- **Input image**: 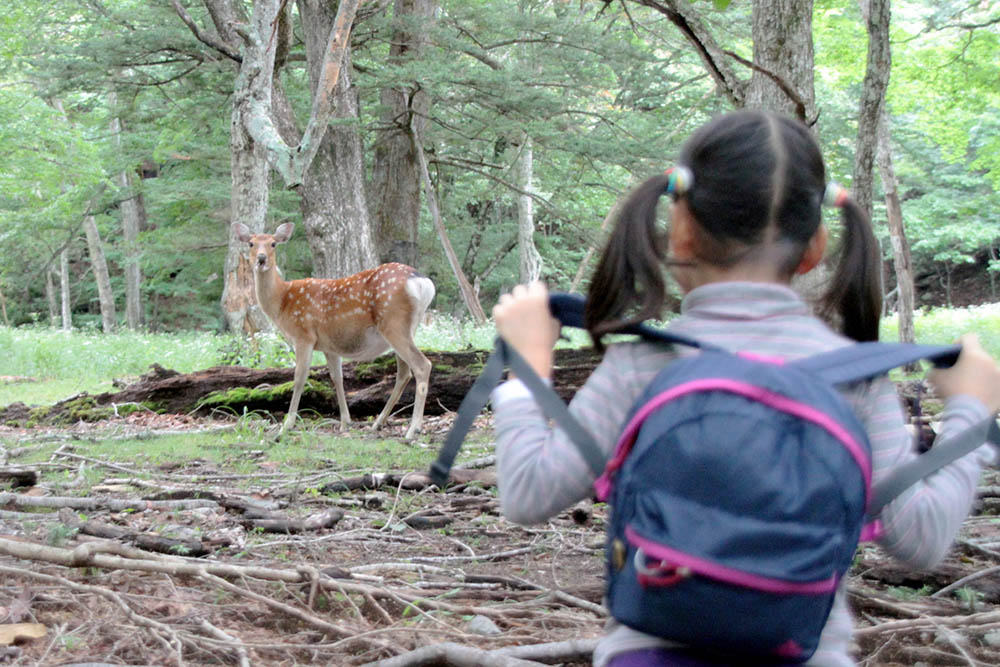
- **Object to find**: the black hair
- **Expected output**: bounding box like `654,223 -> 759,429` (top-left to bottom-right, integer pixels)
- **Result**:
585,110 -> 882,348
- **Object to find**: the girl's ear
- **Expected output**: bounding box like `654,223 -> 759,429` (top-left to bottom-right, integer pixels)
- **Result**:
668,200 -> 698,261
795,224 -> 828,275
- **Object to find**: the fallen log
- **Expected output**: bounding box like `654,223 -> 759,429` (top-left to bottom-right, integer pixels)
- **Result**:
79,520 -> 209,557
0,348 -> 602,425
0,466 -> 37,488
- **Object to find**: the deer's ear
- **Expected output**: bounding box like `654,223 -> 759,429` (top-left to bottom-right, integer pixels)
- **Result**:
274,223 -> 295,244
233,223 -> 252,242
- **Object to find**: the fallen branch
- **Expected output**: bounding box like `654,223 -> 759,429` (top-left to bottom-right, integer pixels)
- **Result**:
78,520 -> 209,557
361,641 -> 544,667
197,620 -> 250,667
495,637 -> 600,663
0,492 -> 219,512
0,565 -> 185,666
240,507 -> 344,533
854,609 -> 1000,638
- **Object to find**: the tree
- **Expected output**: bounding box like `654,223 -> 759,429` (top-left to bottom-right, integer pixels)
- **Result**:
82,215 -> 117,333
370,0 -> 437,267
173,0 -> 372,334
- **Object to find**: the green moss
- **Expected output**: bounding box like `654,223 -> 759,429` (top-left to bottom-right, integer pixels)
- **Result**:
196,379 -> 333,411
61,395 -> 116,423
352,356 -> 397,380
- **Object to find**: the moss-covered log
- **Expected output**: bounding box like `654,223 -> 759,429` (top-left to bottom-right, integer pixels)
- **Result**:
1,348 -> 603,426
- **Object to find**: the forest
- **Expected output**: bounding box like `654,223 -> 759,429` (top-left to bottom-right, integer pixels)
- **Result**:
1,1 -> 1000,666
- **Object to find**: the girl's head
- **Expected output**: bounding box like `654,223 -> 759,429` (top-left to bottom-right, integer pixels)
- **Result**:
585,110 -> 881,347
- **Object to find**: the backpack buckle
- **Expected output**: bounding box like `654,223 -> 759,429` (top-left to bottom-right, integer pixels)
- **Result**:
634,547 -> 692,587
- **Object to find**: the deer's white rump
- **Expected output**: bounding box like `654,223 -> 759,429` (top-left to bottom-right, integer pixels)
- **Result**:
233,222 -> 435,440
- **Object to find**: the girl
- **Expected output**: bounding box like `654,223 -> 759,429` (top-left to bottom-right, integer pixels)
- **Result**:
490,110 -> 1000,667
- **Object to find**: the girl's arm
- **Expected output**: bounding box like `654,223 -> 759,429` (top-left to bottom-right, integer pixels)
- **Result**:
492,344 -> 655,525
871,335 -> 1000,569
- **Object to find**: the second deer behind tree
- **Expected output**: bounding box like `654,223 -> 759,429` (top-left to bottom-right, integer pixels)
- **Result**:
233,222 -> 436,440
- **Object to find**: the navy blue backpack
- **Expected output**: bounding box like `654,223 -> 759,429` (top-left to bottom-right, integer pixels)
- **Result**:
431,293 -> 1000,663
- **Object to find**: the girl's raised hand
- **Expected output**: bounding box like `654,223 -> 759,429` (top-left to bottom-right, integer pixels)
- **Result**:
492,281 -> 562,378
928,334 -> 1000,414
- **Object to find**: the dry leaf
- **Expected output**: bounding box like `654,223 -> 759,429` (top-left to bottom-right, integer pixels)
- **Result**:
0,623 -> 47,645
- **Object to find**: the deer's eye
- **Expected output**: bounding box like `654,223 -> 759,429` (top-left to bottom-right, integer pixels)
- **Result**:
271,242 -> 276,248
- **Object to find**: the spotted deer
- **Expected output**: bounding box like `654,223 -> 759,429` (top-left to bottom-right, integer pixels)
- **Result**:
233,222 -> 436,440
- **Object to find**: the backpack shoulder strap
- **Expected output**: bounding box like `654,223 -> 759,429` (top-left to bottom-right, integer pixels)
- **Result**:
867,416 -> 1000,519
789,341 -> 961,386
430,292 -> 702,487
429,337 -> 606,488
789,341 -> 1000,519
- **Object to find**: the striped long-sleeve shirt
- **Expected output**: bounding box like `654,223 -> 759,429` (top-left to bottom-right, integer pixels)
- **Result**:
491,282 -> 995,667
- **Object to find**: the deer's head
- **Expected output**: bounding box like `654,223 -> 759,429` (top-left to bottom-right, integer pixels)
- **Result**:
233,223 -> 294,273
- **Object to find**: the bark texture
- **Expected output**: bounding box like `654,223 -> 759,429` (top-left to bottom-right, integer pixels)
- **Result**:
745,0 -> 816,121
852,0 -> 891,216
83,216 -> 117,333
292,0 -> 377,277
516,135 -> 542,284
371,0 -> 436,268
877,113 -> 915,345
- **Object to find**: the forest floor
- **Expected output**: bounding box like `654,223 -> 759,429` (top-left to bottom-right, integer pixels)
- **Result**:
1,410 -> 1000,667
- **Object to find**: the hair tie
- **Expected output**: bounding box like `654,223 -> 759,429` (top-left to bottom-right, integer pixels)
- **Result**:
824,182 -> 849,208
665,165 -> 694,197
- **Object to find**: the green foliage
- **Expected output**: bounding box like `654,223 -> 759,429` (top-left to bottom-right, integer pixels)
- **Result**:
0,0 -> 996,332
881,303 -> 1000,357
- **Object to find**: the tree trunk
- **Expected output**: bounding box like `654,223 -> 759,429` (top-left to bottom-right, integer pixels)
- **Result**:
46,270 -> 59,326
110,90 -> 145,330
746,0 -> 816,122
82,216 -> 117,333
877,112 -> 915,346
120,182 -> 146,330
371,0 -> 436,268
411,122 -> 487,324
60,248 -> 72,331
515,135 -> 542,283
218,0 -> 278,335
287,0 -> 377,277
852,0 -> 891,217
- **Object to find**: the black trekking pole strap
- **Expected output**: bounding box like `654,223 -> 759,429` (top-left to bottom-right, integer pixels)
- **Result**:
867,415 -> 1000,520
429,338 -> 607,488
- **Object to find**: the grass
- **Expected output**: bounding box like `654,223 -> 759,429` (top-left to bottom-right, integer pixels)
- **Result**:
880,303 -> 1000,357
2,303 -> 997,409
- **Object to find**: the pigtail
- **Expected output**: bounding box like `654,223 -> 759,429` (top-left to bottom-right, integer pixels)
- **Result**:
819,193 -> 883,342
585,174 -> 673,351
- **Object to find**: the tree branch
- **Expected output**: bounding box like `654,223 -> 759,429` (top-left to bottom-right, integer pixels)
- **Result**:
169,0 -> 242,62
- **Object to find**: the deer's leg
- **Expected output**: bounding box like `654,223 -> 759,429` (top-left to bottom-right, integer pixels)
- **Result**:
372,355 -> 412,432
326,354 -> 351,430
392,342 -> 431,441
280,340 -> 314,438
404,346 -> 431,440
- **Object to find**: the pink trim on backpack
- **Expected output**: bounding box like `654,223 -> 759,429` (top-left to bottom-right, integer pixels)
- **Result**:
773,639 -> 805,659
594,379 -> 873,503
626,526 -> 840,595
859,519 -> 884,542
737,351 -> 786,365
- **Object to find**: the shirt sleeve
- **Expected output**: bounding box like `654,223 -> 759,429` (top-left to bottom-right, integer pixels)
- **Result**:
492,343 -> 668,525
862,378 -> 994,570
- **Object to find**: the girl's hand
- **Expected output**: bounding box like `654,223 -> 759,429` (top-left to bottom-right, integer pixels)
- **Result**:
492,281 -> 561,378
928,334 -> 1000,414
